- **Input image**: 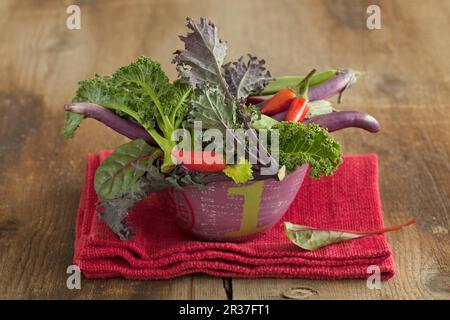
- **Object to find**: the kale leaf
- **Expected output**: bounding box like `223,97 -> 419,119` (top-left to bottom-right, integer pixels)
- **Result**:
173,17 -> 272,104
188,84 -> 237,130
173,17 -> 228,90
62,75 -> 113,138
62,56 -> 192,173
174,17 -> 275,169
224,54 -> 272,102
98,177 -> 156,241
274,122 -> 343,178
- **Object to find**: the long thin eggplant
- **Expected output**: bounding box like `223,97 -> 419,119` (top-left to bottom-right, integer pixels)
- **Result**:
64,102 -> 155,145
303,111 -> 380,133
308,69 -> 360,102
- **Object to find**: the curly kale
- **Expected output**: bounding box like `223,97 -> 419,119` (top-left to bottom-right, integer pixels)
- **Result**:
273,122 -> 343,178
62,56 -> 192,173
62,75 -> 112,138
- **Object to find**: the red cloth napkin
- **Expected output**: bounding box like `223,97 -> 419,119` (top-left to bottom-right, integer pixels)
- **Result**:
74,151 -> 395,280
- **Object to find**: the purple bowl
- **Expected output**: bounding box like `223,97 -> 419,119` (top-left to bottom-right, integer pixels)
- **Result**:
164,165 -> 308,242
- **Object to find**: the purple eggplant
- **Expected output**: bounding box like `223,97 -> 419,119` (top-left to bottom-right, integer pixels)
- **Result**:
308,69 -> 360,102
64,102 -> 155,145
303,111 -> 380,133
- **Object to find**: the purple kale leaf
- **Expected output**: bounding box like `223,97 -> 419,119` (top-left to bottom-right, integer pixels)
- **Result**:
97,177 -> 152,240
173,17 -> 228,90
224,55 -> 272,102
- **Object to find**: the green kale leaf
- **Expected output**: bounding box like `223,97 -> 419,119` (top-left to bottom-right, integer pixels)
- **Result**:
62,75 -> 113,138
62,112 -> 84,138
273,122 -> 343,178
63,56 -> 192,173
189,84 -> 237,130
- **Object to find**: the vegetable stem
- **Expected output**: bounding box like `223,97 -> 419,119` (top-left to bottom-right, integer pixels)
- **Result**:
143,85 -> 173,133
171,88 -> 191,125
290,218 -> 416,235
298,69 -> 316,99
351,218 -> 416,235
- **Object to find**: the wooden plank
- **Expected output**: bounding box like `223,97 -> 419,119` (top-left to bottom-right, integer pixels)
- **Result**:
0,0 -> 449,299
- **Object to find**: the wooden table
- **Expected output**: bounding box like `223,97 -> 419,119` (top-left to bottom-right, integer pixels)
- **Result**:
0,0 -> 449,299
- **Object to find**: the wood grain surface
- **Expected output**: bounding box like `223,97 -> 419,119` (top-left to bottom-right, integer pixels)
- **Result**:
0,0 -> 448,299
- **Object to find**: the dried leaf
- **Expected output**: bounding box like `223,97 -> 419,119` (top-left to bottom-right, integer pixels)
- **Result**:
284,218 -> 416,251
224,54 -> 272,101
284,222 -> 362,250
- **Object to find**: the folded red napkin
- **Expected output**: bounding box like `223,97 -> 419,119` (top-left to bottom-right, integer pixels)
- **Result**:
74,151 -> 395,280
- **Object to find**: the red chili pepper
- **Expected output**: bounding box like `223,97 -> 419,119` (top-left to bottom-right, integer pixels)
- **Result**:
171,150 -> 225,173
260,87 -> 296,115
284,69 -> 316,122
284,97 -> 310,122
